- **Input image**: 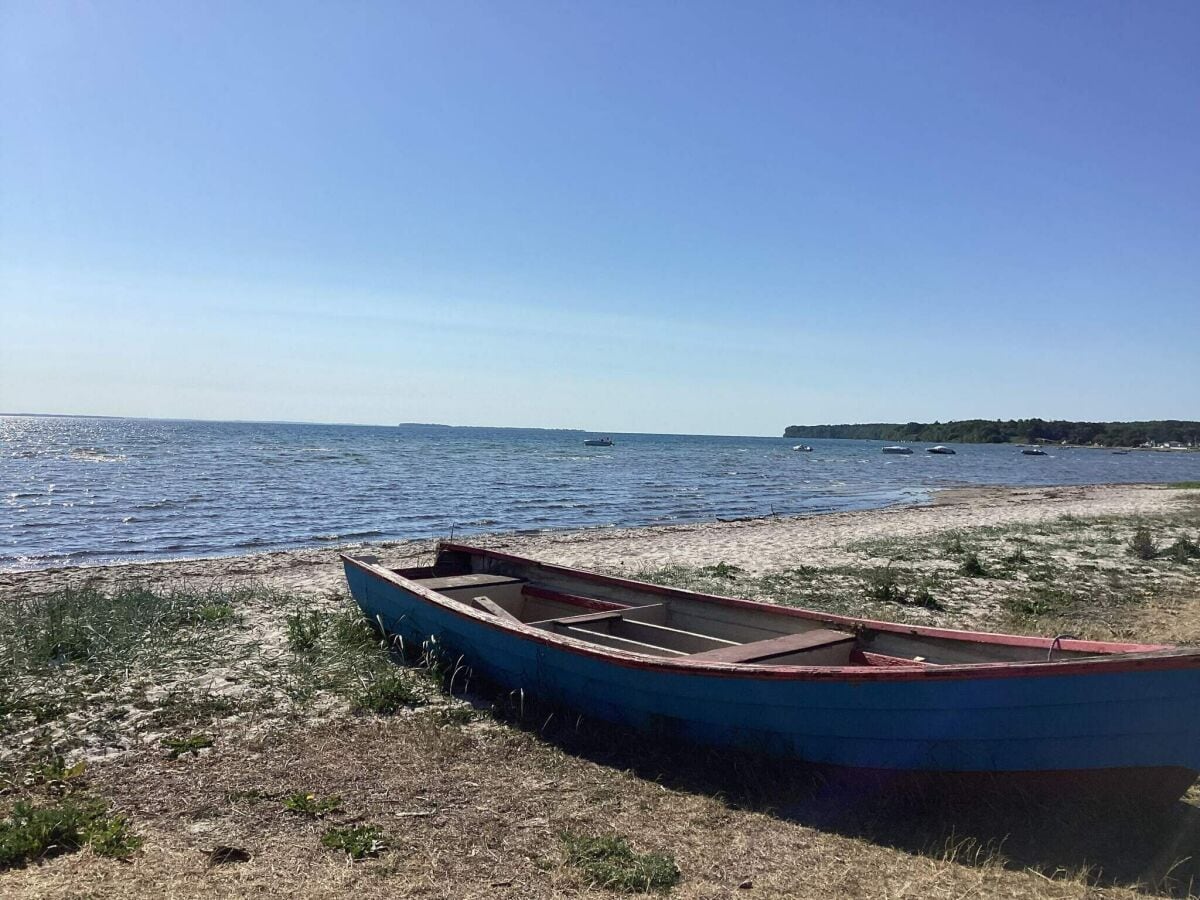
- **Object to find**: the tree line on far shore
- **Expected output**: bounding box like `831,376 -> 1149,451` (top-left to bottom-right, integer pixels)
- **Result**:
782,419 -> 1200,447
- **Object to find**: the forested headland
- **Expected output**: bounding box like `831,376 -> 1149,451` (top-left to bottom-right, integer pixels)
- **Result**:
782,419 -> 1200,447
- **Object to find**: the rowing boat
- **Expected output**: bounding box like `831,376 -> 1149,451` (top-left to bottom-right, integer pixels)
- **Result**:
342,543 -> 1200,801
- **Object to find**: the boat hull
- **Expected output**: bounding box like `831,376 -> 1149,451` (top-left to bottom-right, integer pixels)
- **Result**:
343,558 -> 1200,793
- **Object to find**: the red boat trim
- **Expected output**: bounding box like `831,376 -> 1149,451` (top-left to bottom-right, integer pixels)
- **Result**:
342,554 -> 1199,683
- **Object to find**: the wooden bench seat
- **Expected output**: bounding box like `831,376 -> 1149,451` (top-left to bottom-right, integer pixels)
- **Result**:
543,610 -> 626,627
414,574 -> 524,592
685,628 -> 855,664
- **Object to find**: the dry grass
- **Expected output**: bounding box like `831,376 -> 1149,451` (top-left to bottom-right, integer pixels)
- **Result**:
6,710 -> 1200,898
3,492 -> 1200,898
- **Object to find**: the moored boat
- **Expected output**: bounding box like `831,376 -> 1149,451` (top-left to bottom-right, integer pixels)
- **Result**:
342,543 -> 1200,801
583,437 -> 614,447
882,445 -> 913,454
926,445 -> 956,455
792,444 -> 813,452
1022,447 -> 1047,456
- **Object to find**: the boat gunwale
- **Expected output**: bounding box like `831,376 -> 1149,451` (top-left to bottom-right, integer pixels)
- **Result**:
341,547 -> 1198,683
439,543 -> 1169,656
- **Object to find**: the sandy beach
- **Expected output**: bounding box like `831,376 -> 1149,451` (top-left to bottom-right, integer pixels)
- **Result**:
3,482 -> 1200,899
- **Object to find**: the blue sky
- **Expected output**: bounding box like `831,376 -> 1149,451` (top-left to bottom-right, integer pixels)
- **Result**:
2,1 -> 1197,435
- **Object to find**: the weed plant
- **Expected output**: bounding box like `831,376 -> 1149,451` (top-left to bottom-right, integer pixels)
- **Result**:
321,824 -> 386,859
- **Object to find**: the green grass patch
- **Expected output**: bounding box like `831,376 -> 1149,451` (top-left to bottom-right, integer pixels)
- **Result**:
148,692 -> 237,729
286,610 -> 325,652
0,799 -> 141,868
561,832 -> 680,893
1170,482 -> 1200,489
0,584 -> 256,676
328,610 -> 381,651
865,567 -> 903,603
864,567 -> 943,610
321,824 -> 386,859
283,792 -> 340,817
197,601 -> 234,624
163,733 -> 213,759
353,669 -> 425,714
697,562 -> 743,579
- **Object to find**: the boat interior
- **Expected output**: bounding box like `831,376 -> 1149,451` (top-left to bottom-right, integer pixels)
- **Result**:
360,547 -> 1132,668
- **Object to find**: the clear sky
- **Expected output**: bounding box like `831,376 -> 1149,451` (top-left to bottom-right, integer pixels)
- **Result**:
2,1 -> 1197,435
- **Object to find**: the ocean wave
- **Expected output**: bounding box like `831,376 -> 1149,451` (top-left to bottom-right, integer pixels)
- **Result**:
134,498 -> 192,510
70,447 -> 127,462
311,529 -> 385,542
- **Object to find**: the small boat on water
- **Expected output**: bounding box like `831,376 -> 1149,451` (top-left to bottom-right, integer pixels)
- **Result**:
342,544 -> 1200,801
926,446 -> 956,455
1022,447 -> 1048,456
792,444 -> 813,452
882,445 -> 913,455
583,437 -> 614,447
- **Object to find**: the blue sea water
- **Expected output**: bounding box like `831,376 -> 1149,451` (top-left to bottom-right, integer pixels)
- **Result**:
2,415 -> 1198,571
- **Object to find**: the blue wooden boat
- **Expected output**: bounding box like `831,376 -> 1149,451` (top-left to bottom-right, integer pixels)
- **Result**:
342,543 -> 1200,801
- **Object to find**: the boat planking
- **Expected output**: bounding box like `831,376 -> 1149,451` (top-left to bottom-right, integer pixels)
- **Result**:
342,543 -> 1200,801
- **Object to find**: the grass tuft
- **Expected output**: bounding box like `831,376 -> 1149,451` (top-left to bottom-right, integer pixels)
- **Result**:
865,567 -> 903,603
697,562 -> 743,580
286,611 -> 325,652
328,611 -> 381,651
0,800 -> 141,868
163,733 -> 214,759
1164,536 -> 1200,563
283,792 -> 340,817
321,824 -> 386,859
561,832 -> 681,893
1128,527 -> 1158,561
196,601 -> 234,624
353,670 -> 425,714
959,552 -> 989,578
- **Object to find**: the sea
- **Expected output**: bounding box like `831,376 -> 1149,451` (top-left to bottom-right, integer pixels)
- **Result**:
2,415 -> 1198,572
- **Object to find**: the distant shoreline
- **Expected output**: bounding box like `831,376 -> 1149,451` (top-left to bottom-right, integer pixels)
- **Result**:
783,418 -> 1200,449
